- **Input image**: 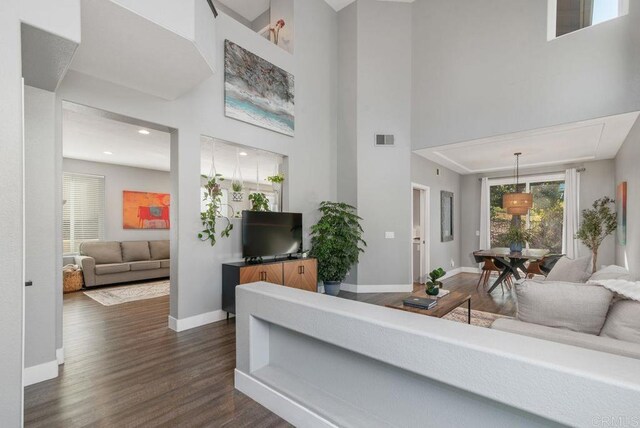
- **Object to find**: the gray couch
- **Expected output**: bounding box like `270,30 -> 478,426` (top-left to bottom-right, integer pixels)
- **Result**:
491,261 -> 640,360
76,240 -> 170,287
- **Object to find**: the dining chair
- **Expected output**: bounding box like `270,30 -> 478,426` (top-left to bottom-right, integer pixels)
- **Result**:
526,254 -> 564,279
477,256 -> 513,293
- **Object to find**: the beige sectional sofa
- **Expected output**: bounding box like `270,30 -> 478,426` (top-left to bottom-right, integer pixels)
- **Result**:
76,240 -> 170,287
491,261 -> 640,359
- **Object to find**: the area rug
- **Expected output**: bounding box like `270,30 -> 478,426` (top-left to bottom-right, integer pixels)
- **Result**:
83,280 -> 170,306
442,307 -> 510,328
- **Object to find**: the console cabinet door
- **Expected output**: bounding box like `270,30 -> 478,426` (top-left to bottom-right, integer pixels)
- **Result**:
283,259 -> 317,292
239,264 -> 283,285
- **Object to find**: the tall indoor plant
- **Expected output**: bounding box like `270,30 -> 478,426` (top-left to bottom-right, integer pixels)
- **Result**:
310,202 -> 366,296
198,174 -> 233,246
576,197 -> 617,273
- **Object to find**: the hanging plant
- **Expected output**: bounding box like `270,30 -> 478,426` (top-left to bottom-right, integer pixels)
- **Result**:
266,173 -> 285,184
248,192 -> 270,212
231,182 -> 244,202
198,174 -> 233,246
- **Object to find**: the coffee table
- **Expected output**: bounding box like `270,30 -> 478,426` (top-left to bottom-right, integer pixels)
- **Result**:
386,290 -> 472,324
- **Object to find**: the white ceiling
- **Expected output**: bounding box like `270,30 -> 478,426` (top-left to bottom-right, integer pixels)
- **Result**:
69,0 -> 213,100
63,108 -> 282,181
218,0 -> 270,22
415,112 -> 640,175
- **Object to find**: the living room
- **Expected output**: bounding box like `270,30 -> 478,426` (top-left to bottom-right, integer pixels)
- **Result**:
2,0 -> 640,426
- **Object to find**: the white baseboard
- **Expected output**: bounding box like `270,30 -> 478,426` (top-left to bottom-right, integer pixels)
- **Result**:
235,369 -> 337,428
24,360 -> 58,386
460,267 -> 482,274
168,309 -> 233,332
339,283 -> 413,293
56,347 -> 64,365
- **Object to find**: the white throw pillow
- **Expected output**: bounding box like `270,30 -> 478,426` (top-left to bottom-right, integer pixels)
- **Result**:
545,256 -> 592,283
515,281 -> 613,335
587,279 -> 640,302
600,300 -> 640,344
589,265 -> 636,282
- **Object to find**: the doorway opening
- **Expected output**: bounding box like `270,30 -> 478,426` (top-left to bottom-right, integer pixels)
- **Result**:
411,184 -> 430,283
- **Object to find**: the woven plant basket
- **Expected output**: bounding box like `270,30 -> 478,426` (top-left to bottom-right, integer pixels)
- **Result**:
63,270 -> 84,293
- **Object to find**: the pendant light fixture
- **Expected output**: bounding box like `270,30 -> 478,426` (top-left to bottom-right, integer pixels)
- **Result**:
503,152 -> 533,215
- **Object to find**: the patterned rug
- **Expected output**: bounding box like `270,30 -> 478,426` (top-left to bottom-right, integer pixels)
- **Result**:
83,280 -> 170,306
442,307 -> 510,328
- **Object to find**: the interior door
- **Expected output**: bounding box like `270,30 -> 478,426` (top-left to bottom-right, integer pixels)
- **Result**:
239,264 -> 283,285
283,259 -> 317,291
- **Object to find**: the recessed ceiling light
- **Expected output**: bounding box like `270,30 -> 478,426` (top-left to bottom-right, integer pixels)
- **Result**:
239,151 -> 248,156
103,151 -> 113,155
138,129 -> 150,135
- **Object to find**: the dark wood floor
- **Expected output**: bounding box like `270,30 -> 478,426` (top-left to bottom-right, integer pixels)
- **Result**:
338,272 -> 517,317
24,273 -> 513,427
24,292 -> 291,428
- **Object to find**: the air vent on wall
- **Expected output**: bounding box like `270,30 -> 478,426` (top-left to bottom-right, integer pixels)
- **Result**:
375,134 -> 395,147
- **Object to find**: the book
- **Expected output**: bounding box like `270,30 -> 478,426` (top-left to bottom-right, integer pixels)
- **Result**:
402,296 -> 438,310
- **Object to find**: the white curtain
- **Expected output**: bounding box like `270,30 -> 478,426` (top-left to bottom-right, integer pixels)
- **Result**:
563,168 -> 580,258
479,177 -> 491,250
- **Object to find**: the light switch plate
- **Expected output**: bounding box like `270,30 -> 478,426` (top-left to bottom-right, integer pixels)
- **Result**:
476,230 -> 480,236
385,232 -> 395,239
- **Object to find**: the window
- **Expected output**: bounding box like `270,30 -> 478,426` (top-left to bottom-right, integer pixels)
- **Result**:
550,0 -> 629,39
489,174 -> 565,253
63,173 -> 105,254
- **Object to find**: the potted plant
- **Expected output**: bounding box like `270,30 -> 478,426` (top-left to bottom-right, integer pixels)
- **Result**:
576,196 -> 617,273
426,268 -> 446,296
503,225 -> 534,253
248,192 -> 270,212
267,173 -> 284,191
231,182 -> 243,202
198,174 -> 233,246
310,202 -> 366,296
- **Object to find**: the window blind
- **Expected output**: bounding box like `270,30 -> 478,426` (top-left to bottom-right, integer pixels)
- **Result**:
63,172 -> 105,254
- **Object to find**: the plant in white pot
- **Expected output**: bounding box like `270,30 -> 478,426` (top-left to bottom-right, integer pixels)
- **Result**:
576,196 -> 617,273
310,202 -> 366,296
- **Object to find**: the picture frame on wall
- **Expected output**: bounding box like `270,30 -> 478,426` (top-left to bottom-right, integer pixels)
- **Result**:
441,191 -> 454,242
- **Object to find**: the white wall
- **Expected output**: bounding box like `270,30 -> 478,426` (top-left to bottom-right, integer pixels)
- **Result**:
56,0 -> 337,324
411,0 -> 640,149
24,86 -> 59,383
0,0 -> 25,422
411,154 -> 461,273
459,160 -> 616,268
615,116 -> 640,274
351,0 -> 413,288
63,158 -> 171,244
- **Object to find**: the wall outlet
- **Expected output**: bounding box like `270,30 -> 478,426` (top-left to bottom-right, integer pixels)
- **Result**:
475,230 -> 480,236
450,259 -> 455,268
385,232 -> 395,239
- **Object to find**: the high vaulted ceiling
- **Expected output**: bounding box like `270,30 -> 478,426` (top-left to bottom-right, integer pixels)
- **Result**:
324,0 -> 414,12
217,0 -> 270,22
415,111 -> 640,175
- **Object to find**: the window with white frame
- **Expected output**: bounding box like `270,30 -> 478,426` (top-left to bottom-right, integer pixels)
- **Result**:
63,172 -> 105,254
549,0 -> 629,39
488,173 -> 565,253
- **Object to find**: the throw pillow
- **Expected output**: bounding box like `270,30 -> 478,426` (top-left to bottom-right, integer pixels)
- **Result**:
600,300 -> 640,344
589,265 -> 636,282
545,256 -> 592,283
587,279 -> 640,302
515,281 -> 613,335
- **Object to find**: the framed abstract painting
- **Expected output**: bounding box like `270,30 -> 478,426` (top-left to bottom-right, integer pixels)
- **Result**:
224,40 -> 295,136
617,182 -> 627,246
123,191 -> 170,229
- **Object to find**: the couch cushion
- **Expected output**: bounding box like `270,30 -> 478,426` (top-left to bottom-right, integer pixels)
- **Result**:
80,241 -> 123,264
129,261 -> 161,271
589,265 -> 636,282
149,240 -> 170,260
545,256 -> 592,283
95,263 -> 130,275
600,300 -> 640,344
159,259 -> 170,268
121,241 -> 151,262
515,280 -> 612,335
491,318 -> 640,360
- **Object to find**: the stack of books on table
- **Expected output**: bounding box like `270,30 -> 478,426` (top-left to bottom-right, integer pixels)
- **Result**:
402,296 -> 438,310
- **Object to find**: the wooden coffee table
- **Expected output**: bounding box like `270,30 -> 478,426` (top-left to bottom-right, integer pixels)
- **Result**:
386,290 -> 472,324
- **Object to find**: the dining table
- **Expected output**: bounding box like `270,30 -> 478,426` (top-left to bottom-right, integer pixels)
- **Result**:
473,248 -> 550,293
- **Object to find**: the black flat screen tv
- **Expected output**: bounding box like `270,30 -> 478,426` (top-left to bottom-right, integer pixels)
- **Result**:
242,211 -> 303,258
